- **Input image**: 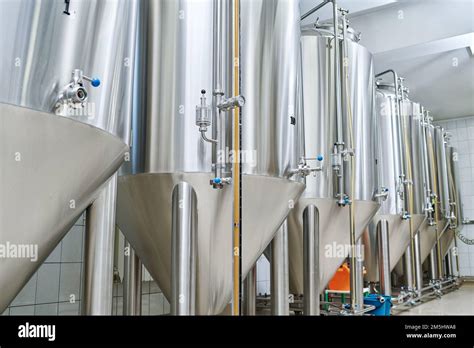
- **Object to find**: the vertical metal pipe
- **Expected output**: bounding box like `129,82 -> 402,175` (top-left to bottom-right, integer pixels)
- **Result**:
404,246 -> 414,290
332,1 -> 341,147
123,242 -> 142,315
429,246 -> 438,280
243,265 -> 256,315
271,220 -> 290,315
82,173 -> 118,315
413,231 -> 423,291
453,237 -> 460,276
377,220 -> 391,296
171,182 -> 197,315
212,0 -> 233,180
354,239 -> 365,310
445,252 -> 453,277
303,205 -> 320,315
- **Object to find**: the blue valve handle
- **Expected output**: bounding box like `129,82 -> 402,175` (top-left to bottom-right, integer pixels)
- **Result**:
317,154 -> 324,161
91,78 -> 101,87
213,177 -> 222,184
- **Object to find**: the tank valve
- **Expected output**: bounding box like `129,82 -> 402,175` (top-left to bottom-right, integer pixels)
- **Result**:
58,69 -> 100,107
375,187 -> 389,201
210,177 -> 232,189
401,211 -> 411,220
196,90 -> 217,144
288,156 -> 323,178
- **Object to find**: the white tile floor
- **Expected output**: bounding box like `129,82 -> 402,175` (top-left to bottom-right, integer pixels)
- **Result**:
397,282 -> 474,315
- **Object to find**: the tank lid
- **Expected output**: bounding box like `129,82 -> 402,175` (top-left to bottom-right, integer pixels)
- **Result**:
376,80 -> 410,99
301,22 -> 361,42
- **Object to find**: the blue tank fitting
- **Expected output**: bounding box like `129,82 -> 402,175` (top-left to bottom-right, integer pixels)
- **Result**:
317,154 -> 324,161
213,177 -> 222,184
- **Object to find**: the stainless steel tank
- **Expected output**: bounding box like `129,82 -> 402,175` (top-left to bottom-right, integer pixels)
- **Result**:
116,0 -> 304,314
439,142 -> 463,259
363,83 -> 427,283
287,22 -> 379,296
0,0 -> 136,311
415,121 -> 452,279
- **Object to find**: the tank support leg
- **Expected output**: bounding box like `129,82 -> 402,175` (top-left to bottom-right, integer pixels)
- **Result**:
123,242 -> 142,315
303,205 -> 320,315
377,219 -> 391,296
171,182 -> 197,315
82,173 -> 118,315
271,220 -> 290,315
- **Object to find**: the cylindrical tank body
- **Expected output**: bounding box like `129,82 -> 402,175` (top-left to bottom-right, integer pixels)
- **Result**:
288,23 -> 379,295
143,0 -> 299,176
0,0 -> 138,143
364,84 -> 427,283
439,144 -> 463,258
299,25 -> 376,202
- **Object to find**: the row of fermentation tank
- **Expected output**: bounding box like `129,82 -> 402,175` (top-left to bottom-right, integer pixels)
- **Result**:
0,0 -> 464,315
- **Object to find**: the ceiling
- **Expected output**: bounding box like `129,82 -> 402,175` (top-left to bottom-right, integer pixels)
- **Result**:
299,0 -> 474,120
300,0 -> 397,24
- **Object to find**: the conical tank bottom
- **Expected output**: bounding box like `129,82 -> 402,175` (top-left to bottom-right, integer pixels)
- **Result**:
287,198 -> 380,295
363,214 -> 426,282
0,103 -> 128,312
116,172 -> 304,314
418,220 -> 438,264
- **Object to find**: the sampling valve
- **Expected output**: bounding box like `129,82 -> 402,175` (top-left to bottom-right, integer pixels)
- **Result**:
289,155 -> 324,178
58,69 -> 100,107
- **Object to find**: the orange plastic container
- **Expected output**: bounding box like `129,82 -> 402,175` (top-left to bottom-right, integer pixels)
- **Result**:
328,263 -> 350,291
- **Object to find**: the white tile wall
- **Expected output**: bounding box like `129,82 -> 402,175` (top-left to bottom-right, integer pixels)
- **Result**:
5,214 -> 170,316
437,116 -> 474,277
5,215 -> 85,315
256,255 -> 270,295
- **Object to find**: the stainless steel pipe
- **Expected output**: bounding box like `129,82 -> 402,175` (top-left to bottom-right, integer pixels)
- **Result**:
377,220 -> 391,296
82,174 -> 118,315
430,247 -> 439,280
271,220 -> 290,315
300,0 -> 330,20
171,182 -> 197,315
404,246 -> 414,290
303,205 -> 320,315
354,239 -> 365,311
123,242 -> 142,315
413,232 -> 423,290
